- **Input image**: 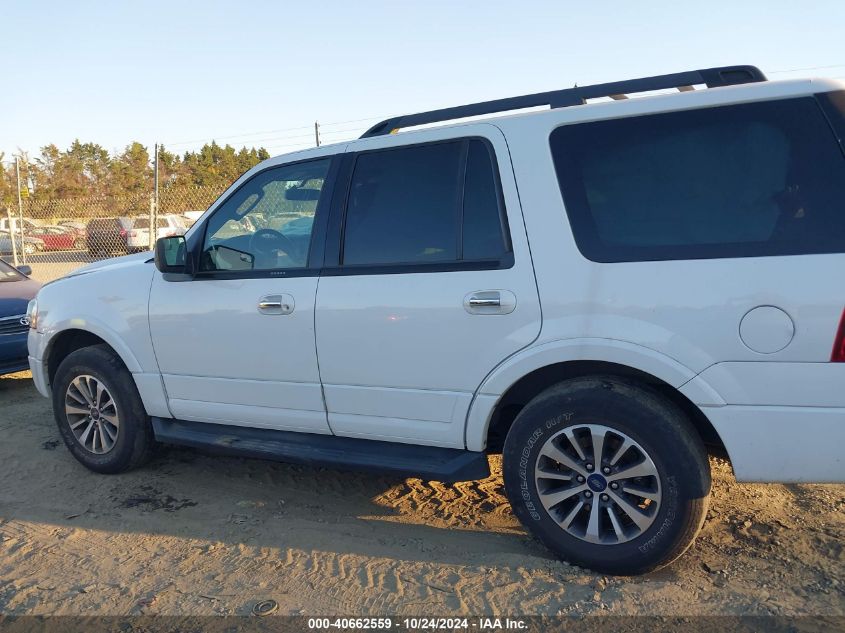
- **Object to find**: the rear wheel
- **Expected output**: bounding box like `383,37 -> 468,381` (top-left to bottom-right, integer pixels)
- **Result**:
52,345 -> 154,474
502,376 -> 711,575
73,238 -> 85,250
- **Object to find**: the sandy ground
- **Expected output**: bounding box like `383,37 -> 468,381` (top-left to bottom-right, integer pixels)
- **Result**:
0,370 -> 842,618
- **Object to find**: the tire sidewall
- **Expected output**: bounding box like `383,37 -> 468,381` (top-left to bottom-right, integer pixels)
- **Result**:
503,378 -> 709,575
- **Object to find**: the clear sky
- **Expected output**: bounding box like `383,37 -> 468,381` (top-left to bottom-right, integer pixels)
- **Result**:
2,0 -> 844,161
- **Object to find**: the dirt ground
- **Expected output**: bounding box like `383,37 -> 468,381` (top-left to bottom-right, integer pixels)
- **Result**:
0,370 -> 842,618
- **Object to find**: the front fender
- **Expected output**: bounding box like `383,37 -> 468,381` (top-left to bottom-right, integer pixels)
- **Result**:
36,317 -> 143,373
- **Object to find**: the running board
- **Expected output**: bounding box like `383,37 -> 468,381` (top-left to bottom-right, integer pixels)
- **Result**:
151,418 -> 490,483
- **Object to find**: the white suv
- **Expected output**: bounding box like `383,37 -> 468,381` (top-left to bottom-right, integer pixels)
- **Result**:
26,66 -> 845,574
126,214 -> 187,252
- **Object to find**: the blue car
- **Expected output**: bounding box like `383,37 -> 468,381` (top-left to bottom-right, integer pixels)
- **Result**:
0,259 -> 40,375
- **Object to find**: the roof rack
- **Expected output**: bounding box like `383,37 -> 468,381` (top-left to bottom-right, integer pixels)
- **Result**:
361,65 -> 766,138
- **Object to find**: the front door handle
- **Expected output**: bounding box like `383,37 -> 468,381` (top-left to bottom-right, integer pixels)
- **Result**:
464,290 -> 516,315
258,293 -> 294,315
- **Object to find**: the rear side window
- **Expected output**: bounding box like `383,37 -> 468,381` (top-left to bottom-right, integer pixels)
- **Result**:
463,140 -> 509,260
88,219 -> 118,231
550,97 -> 845,262
342,139 -> 508,267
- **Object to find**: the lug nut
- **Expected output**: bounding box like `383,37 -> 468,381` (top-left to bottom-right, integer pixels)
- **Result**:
585,463 -> 594,471
610,482 -> 619,490
576,475 -> 585,483
602,466 -> 611,474
584,491 -> 592,499
601,493 -> 609,502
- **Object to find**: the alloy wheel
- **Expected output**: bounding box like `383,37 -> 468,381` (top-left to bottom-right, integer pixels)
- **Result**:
64,375 -> 120,454
534,423 -> 661,544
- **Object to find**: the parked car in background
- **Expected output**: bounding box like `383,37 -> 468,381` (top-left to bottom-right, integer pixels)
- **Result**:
182,211 -> 204,226
0,259 -> 39,375
0,231 -> 45,256
28,226 -> 86,251
126,215 -> 187,252
0,218 -> 40,233
58,221 -> 87,233
86,217 -> 132,256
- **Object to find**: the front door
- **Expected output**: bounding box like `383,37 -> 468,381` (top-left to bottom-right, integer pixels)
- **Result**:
149,155 -> 337,434
315,126 -> 541,448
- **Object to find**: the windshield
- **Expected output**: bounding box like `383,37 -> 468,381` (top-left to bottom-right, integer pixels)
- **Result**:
0,259 -> 24,282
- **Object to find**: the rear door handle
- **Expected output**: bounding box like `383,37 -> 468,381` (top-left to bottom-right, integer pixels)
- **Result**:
464,290 -> 516,315
468,296 -> 500,307
258,293 -> 294,315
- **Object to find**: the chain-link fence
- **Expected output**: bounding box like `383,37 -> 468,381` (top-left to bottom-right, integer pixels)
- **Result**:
0,186 -> 224,283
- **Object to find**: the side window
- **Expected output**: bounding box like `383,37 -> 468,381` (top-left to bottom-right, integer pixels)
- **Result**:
200,159 -> 330,272
463,140 -> 507,260
341,139 -> 509,267
550,97 -> 845,262
343,142 -> 462,266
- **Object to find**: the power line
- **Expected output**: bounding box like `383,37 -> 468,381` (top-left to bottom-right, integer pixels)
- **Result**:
162,114 -> 393,150
165,123 -> 316,148
769,63 -> 845,74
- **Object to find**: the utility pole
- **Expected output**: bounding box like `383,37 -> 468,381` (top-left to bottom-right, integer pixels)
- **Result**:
151,143 -> 159,250
15,157 -> 25,265
314,121 -> 321,147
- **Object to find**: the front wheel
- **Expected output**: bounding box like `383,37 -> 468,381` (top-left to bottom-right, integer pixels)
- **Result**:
502,377 -> 711,575
52,345 -> 154,474
23,243 -> 37,255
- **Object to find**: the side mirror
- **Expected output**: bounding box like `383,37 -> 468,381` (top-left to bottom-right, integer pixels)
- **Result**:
154,236 -> 190,274
17,265 -> 32,276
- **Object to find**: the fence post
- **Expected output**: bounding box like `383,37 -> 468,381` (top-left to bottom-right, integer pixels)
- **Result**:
15,157 -> 25,265
314,121 -> 320,147
5,207 -> 18,267
150,143 -> 160,250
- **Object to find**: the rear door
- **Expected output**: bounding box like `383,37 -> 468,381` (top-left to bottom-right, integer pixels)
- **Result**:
315,125 -> 541,448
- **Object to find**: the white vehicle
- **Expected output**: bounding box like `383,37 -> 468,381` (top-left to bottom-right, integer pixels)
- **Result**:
26,66 -> 845,574
0,217 -> 40,233
126,214 -> 187,252
181,210 -> 204,226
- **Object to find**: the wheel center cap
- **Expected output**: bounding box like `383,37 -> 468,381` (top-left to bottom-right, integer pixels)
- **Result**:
90,408 -> 100,420
586,473 -> 607,492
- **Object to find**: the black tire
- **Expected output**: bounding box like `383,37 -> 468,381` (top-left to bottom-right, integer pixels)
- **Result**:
502,376 -> 710,575
52,345 -> 154,474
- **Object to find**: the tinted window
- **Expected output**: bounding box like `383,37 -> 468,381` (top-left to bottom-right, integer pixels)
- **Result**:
0,259 -> 24,281
550,97 -> 845,262
342,140 -> 508,267
88,219 -> 125,232
463,140 -> 507,260
134,218 -> 168,229
343,142 -> 462,265
201,159 -> 329,272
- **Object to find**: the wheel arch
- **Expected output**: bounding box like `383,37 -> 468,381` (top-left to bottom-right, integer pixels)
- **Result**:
466,339 -> 726,457
45,325 -> 141,386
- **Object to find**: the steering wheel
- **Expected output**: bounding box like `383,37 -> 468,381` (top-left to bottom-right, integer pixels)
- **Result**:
248,229 -> 299,264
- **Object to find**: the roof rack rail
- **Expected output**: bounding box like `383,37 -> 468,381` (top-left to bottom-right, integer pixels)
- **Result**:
361,65 -> 766,138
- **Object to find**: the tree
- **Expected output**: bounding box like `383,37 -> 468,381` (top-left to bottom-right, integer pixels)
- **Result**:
110,142 -> 151,195
16,139 -> 271,210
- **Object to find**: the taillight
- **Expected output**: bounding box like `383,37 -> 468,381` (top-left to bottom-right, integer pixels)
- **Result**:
832,309 -> 845,362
